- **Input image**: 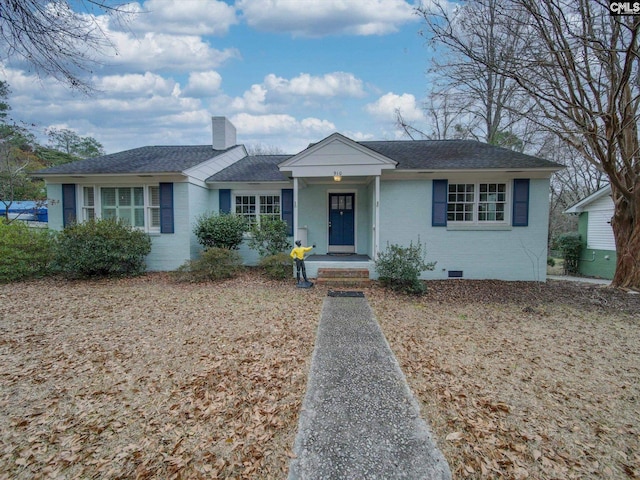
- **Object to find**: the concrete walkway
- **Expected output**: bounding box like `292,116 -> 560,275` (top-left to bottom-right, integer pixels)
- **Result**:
288,293 -> 451,480
547,275 -> 611,285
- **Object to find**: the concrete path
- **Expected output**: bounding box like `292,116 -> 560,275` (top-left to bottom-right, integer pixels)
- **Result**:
288,293 -> 451,480
547,275 -> 611,285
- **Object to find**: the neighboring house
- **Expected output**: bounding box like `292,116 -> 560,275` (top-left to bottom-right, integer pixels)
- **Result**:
565,185 -> 616,279
37,116 -> 562,281
0,201 -> 48,223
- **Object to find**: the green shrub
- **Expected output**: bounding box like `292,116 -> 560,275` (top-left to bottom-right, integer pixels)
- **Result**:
375,239 -> 436,295
547,257 -> 556,267
0,222 -> 55,282
173,247 -> 243,282
194,213 -> 247,250
248,217 -> 291,257
556,232 -> 582,275
259,253 -> 293,280
53,218 -> 152,279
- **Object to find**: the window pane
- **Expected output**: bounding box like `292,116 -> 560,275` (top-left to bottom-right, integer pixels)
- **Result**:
119,208 -> 132,225
134,208 -> 144,227
150,208 -> 160,227
119,188 -> 132,206
235,195 -> 256,225
103,208 -> 117,220
149,186 -> 160,206
447,184 -> 475,222
134,187 -> 144,206
83,207 -> 95,221
478,183 -> 506,222
102,188 -> 116,206
83,187 -> 95,207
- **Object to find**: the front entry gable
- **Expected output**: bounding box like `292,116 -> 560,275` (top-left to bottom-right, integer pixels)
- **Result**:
278,132 -> 397,178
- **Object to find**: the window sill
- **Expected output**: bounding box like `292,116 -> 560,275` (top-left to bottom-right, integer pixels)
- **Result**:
446,224 -> 512,231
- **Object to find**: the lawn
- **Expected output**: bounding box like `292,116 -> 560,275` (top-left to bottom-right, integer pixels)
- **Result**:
1,273 -> 639,479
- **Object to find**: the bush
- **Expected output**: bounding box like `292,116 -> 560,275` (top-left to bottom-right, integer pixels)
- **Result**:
0,222 -> 55,282
375,239 -> 436,295
194,213 -> 247,250
259,253 -> 293,280
54,218 -> 152,279
173,247 -> 243,282
556,232 -> 582,275
547,257 -> 556,267
247,217 -> 291,257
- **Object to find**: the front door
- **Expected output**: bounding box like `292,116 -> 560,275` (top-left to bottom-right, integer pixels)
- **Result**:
328,193 -> 355,253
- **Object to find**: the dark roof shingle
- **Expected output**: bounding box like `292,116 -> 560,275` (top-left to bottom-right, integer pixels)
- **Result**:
359,139 -> 561,170
207,155 -> 292,182
36,145 -> 232,175
36,139 -> 561,180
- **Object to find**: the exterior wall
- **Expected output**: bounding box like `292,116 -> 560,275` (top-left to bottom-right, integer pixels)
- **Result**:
186,183 -> 214,260
46,184 -> 64,229
577,212 -> 617,279
584,194 -> 615,250
145,182 -> 191,271
378,178 -> 551,281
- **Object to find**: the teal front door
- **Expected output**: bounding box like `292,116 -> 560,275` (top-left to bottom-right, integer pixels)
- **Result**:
328,193 -> 355,253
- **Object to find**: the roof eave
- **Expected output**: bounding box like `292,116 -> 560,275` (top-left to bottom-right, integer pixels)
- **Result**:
35,171 -> 187,178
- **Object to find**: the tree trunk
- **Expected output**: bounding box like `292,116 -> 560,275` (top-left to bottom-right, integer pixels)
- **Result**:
610,186 -> 640,289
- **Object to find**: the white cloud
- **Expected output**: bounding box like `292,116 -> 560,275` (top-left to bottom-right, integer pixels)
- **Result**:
264,72 -> 365,98
96,72 -> 177,96
184,71 -> 223,97
365,92 -> 424,123
237,0 -> 416,37
117,0 -> 238,36
230,84 -> 268,112
229,72 -> 366,113
103,31 -> 239,72
231,113 -> 335,135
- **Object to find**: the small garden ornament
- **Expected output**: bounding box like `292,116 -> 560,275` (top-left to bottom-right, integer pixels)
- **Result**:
290,240 -> 315,288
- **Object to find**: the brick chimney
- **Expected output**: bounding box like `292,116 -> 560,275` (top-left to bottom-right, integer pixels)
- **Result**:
212,116 -> 237,150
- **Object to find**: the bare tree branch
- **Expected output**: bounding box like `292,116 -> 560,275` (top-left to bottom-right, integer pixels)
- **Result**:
0,0 -> 131,92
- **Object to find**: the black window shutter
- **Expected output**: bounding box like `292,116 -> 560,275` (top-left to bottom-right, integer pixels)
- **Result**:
281,189 -> 293,236
62,184 -> 76,227
219,189 -> 231,214
159,183 -> 174,233
512,179 -> 530,226
432,179 -> 448,226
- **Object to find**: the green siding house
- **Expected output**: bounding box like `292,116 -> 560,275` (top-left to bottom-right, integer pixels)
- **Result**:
37,117 -> 562,281
565,186 -> 616,280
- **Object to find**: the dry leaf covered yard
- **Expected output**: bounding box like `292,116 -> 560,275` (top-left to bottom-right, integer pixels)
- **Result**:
1,273 -> 639,479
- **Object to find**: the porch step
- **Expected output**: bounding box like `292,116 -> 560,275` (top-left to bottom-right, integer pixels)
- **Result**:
316,268 -> 371,286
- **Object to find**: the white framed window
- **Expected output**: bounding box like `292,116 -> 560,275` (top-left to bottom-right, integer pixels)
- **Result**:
101,187 -> 145,227
79,185 -> 161,232
82,186 -> 95,220
448,182 -> 508,224
234,193 -> 281,227
148,186 -> 160,229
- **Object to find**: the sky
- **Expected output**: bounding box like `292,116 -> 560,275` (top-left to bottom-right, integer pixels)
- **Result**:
1,0 -> 438,155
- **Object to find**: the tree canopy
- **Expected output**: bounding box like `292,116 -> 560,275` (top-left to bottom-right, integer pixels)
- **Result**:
0,81 -> 105,220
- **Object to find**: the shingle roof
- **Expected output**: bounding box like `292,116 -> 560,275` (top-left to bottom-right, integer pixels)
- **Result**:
35,145 -> 232,175
359,139 -> 561,170
35,139 -> 561,180
207,155 -> 293,182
